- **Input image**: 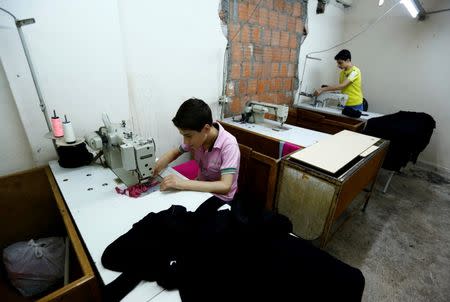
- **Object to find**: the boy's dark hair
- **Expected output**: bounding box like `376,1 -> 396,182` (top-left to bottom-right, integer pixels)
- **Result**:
334,49 -> 351,61
172,98 -> 213,131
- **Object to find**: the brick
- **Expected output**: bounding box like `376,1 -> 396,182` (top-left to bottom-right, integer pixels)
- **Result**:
242,62 -> 251,78
259,8 -> 269,26
238,3 -> 249,21
271,30 -> 280,46
283,78 -> 293,90
248,4 -> 259,24
263,47 -> 273,62
243,45 -> 253,60
270,79 -> 278,91
257,80 -> 265,94
281,48 -> 290,62
287,63 -> 296,77
279,31 -> 289,48
229,24 -> 240,41
262,64 -> 272,77
239,80 -> 248,95
290,49 -> 298,62
296,19 -> 304,33
278,14 -> 287,30
241,25 -> 251,43
289,33 -> 298,49
253,46 -> 263,62
248,79 -> 257,95
232,43 -> 243,61
274,0 -> 284,12
230,97 -> 242,114
226,81 -> 236,96
279,63 -> 288,77
272,47 -> 281,62
231,64 -> 241,80
287,16 -> 296,31
284,2 -> 293,15
271,63 -> 279,77
293,2 -> 302,17
251,27 -> 260,44
275,79 -> 283,90
253,62 -> 263,77
269,11 -> 278,28
262,29 -> 271,45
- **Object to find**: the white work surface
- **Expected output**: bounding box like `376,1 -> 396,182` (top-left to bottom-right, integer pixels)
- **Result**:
295,102 -> 384,121
221,117 -> 331,148
49,161 -> 212,301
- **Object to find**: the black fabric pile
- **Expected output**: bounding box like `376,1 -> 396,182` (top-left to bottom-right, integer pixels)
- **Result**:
101,197 -> 365,302
364,111 -> 436,171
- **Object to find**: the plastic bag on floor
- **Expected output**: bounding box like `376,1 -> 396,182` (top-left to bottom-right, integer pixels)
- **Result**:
2,237 -> 65,297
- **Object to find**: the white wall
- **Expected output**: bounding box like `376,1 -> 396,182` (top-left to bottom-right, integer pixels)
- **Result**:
0,0 -> 129,167
0,58 -> 34,175
342,0 -> 450,171
295,0 -> 346,103
118,0 -> 226,162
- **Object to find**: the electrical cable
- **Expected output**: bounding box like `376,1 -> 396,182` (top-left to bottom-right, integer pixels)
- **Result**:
297,0 -> 402,99
426,8 -> 450,15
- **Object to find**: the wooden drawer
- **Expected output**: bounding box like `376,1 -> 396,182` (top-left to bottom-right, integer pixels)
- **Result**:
0,167 -> 99,302
287,107 -> 365,134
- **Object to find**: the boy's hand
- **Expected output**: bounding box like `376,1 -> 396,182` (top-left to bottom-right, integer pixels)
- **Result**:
153,159 -> 167,177
314,88 -> 324,96
160,174 -> 185,191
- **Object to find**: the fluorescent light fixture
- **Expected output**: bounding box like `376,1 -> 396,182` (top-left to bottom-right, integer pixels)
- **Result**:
378,0 -> 384,6
401,0 -> 419,18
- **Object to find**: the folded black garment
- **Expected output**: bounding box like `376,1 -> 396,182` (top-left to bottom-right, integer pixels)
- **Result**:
101,196 -> 365,302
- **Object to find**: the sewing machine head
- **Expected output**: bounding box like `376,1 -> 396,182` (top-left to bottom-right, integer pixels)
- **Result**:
85,114 -> 156,186
315,92 -> 348,107
245,101 -> 289,128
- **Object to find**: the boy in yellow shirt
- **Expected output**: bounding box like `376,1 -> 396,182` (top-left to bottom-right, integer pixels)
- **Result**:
314,49 -> 364,111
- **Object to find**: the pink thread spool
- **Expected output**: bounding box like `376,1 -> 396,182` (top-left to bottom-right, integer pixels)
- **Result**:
51,110 -> 64,138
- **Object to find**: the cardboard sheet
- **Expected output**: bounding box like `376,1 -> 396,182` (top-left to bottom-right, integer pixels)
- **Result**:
290,130 -> 380,173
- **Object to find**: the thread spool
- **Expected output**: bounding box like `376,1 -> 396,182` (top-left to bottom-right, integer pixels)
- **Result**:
63,115 -> 76,144
51,110 -> 64,138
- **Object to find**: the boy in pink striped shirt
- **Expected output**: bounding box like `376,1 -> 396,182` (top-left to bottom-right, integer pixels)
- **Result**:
153,98 -> 240,203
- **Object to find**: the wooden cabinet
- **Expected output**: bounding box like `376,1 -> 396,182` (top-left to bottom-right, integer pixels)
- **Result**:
287,107 -> 365,134
275,140 -> 389,247
221,122 -> 281,210
0,167 -> 100,302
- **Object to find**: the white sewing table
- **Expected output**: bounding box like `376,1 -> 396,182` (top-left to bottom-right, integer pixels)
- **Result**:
49,161 -> 212,301
221,117 -> 331,148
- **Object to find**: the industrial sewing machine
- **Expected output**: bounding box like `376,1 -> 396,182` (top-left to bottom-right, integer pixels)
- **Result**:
242,101 -> 289,129
84,114 -> 156,186
300,91 -> 348,108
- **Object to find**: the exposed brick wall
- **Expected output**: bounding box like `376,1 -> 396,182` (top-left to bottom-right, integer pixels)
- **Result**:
223,0 -> 306,116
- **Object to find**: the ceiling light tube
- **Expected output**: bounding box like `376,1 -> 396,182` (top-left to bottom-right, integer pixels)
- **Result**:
401,0 -> 419,18
378,0 -> 384,6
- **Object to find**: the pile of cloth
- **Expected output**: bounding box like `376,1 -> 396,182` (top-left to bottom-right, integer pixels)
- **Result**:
364,111 -> 436,171
101,197 -> 365,302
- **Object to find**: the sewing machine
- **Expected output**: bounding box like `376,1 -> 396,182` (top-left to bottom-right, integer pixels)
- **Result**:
84,114 -> 156,186
244,101 -> 289,129
300,91 -> 348,108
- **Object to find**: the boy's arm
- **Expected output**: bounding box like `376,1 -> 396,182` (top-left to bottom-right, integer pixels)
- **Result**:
314,79 -> 351,96
160,174 -> 234,194
153,148 -> 183,176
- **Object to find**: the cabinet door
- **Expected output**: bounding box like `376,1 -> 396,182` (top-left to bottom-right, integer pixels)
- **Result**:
277,164 -> 337,240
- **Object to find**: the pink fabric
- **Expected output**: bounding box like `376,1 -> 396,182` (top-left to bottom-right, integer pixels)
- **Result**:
282,142 -> 302,157
115,179 -> 160,198
172,159 -> 199,180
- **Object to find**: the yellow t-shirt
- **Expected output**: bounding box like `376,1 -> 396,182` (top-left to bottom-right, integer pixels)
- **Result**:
339,66 -> 363,106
